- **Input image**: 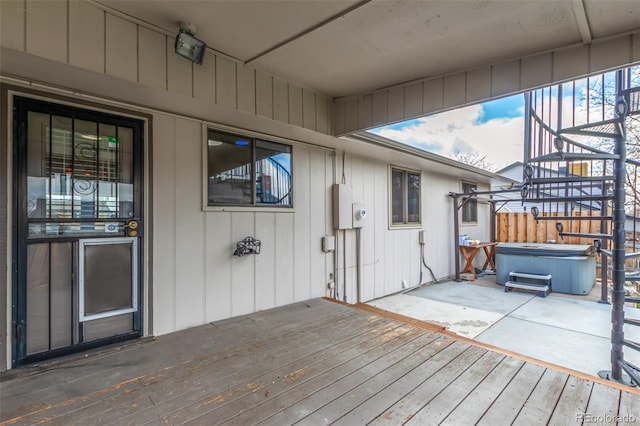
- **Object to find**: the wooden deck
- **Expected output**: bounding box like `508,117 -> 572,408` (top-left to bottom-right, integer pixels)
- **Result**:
1,298 -> 639,425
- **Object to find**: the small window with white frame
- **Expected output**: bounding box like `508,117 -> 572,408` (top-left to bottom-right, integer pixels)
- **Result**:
206,129 -> 292,207
390,166 -> 421,227
461,181 -> 477,223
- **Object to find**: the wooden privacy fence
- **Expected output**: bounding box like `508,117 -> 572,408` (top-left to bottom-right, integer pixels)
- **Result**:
496,212 -> 608,245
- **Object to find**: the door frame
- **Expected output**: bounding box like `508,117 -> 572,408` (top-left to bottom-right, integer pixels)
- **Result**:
3,85 -> 153,369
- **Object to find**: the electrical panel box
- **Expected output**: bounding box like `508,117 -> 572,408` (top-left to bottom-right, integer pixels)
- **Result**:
419,230 -> 425,244
322,235 -> 336,252
352,203 -> 366,228
332,184 -> 353,229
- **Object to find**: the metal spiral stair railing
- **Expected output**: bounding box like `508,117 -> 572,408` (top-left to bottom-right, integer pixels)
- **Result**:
522,68 -> 640,387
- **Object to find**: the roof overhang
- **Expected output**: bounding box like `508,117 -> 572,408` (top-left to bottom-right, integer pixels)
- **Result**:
97,0 -> 640,99
342,132 -> 518,186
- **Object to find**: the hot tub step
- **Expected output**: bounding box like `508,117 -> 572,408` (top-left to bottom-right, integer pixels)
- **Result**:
509,272 -> 552,280
505,271 -> 552,297
505,281 -> 551,297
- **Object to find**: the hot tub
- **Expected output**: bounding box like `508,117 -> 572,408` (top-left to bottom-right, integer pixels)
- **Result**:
495,243 -> 596,295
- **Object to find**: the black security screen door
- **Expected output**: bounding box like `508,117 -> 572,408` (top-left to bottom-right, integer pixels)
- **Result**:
13,97 -> 144,366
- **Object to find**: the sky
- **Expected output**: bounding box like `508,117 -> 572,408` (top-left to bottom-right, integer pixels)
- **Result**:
369,94 -> 526,171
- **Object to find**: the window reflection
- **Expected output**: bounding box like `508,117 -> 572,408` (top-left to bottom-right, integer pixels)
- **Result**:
207,130 -> 293,207
26,111 -> 136,237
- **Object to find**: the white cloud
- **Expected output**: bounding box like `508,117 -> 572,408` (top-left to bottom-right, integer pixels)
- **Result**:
372,104 -> 524,171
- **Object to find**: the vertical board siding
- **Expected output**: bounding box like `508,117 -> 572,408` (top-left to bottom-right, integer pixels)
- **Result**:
404,82 -> 423,119
324,152 -> 334,297
255,213 -> 276,310
373,162 -> 387,299
358,94 -> 373,131
193,52 -> 216,103
138,28 -> 166,90
25,0 -> 67,63
256,71 -> 273,119
275,213 -> 295,306
4,0 -> 334,135
273,78 -> 289,124
302,89 -> 316,131
521,53 -> 553,89
344,101 -> 359,136
152,115 -> 177,335
590,38 -> 631,74
387,86 -> 405,123
151,117 -> 334,334
69,1 -> 104,73
491,60 -> 521,97
288,86 -> 304,128
205,213 -> 232,322
443,73 -> 466,108
316,94 -> 329,135
361,160 -> 376,302
553,45 -> 590,83
293,147 -> 312,301
105,14 -> 138,82
309,150 -> 327,298
173,118 -> 205,329
231,212 -> 256,316
423,78 -> 444,115
215,56 -> 237,109
372,91 -> 388,126
237,65 -> 256,115
167,39 -> 193,97
466,67 -> 492,103
0,0 -> 25,51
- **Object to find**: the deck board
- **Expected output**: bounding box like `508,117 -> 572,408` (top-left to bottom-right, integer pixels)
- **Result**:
440,356 -> 526,424
476,362 -> 546,425
547,375 -> 594,424
511,368 -> 568,425
404,351 -> 505,425
583,383 -> 621,426
167,325 -> 417,424
1,298 -> 639,426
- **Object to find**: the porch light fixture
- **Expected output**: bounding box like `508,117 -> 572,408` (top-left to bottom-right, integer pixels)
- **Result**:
175,23 -> 206,64
614,95 -> 628,117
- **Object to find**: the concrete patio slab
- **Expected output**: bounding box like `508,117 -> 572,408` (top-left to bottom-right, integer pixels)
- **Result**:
510,295 -> 640,341
408,280 -> 536,314
475,316 -> 640,377
367,294 -> 504,338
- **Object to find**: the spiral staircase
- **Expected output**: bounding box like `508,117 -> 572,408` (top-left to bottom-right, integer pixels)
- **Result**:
521,68 -> 640,386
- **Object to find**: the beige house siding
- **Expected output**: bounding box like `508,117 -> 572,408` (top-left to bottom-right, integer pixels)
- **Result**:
0,0 -> 333,136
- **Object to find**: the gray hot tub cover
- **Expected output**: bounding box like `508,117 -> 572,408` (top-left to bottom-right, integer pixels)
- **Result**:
495,242 -> 594,257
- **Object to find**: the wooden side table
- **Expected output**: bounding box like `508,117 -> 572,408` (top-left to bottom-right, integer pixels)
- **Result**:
459,242 -> 498,278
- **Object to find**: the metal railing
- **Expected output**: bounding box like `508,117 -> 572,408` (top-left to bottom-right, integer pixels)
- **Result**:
523,67 -> 640,386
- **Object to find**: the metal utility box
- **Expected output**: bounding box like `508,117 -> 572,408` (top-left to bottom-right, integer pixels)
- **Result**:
496,243 -> 596,295
332,184 -> 353,229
